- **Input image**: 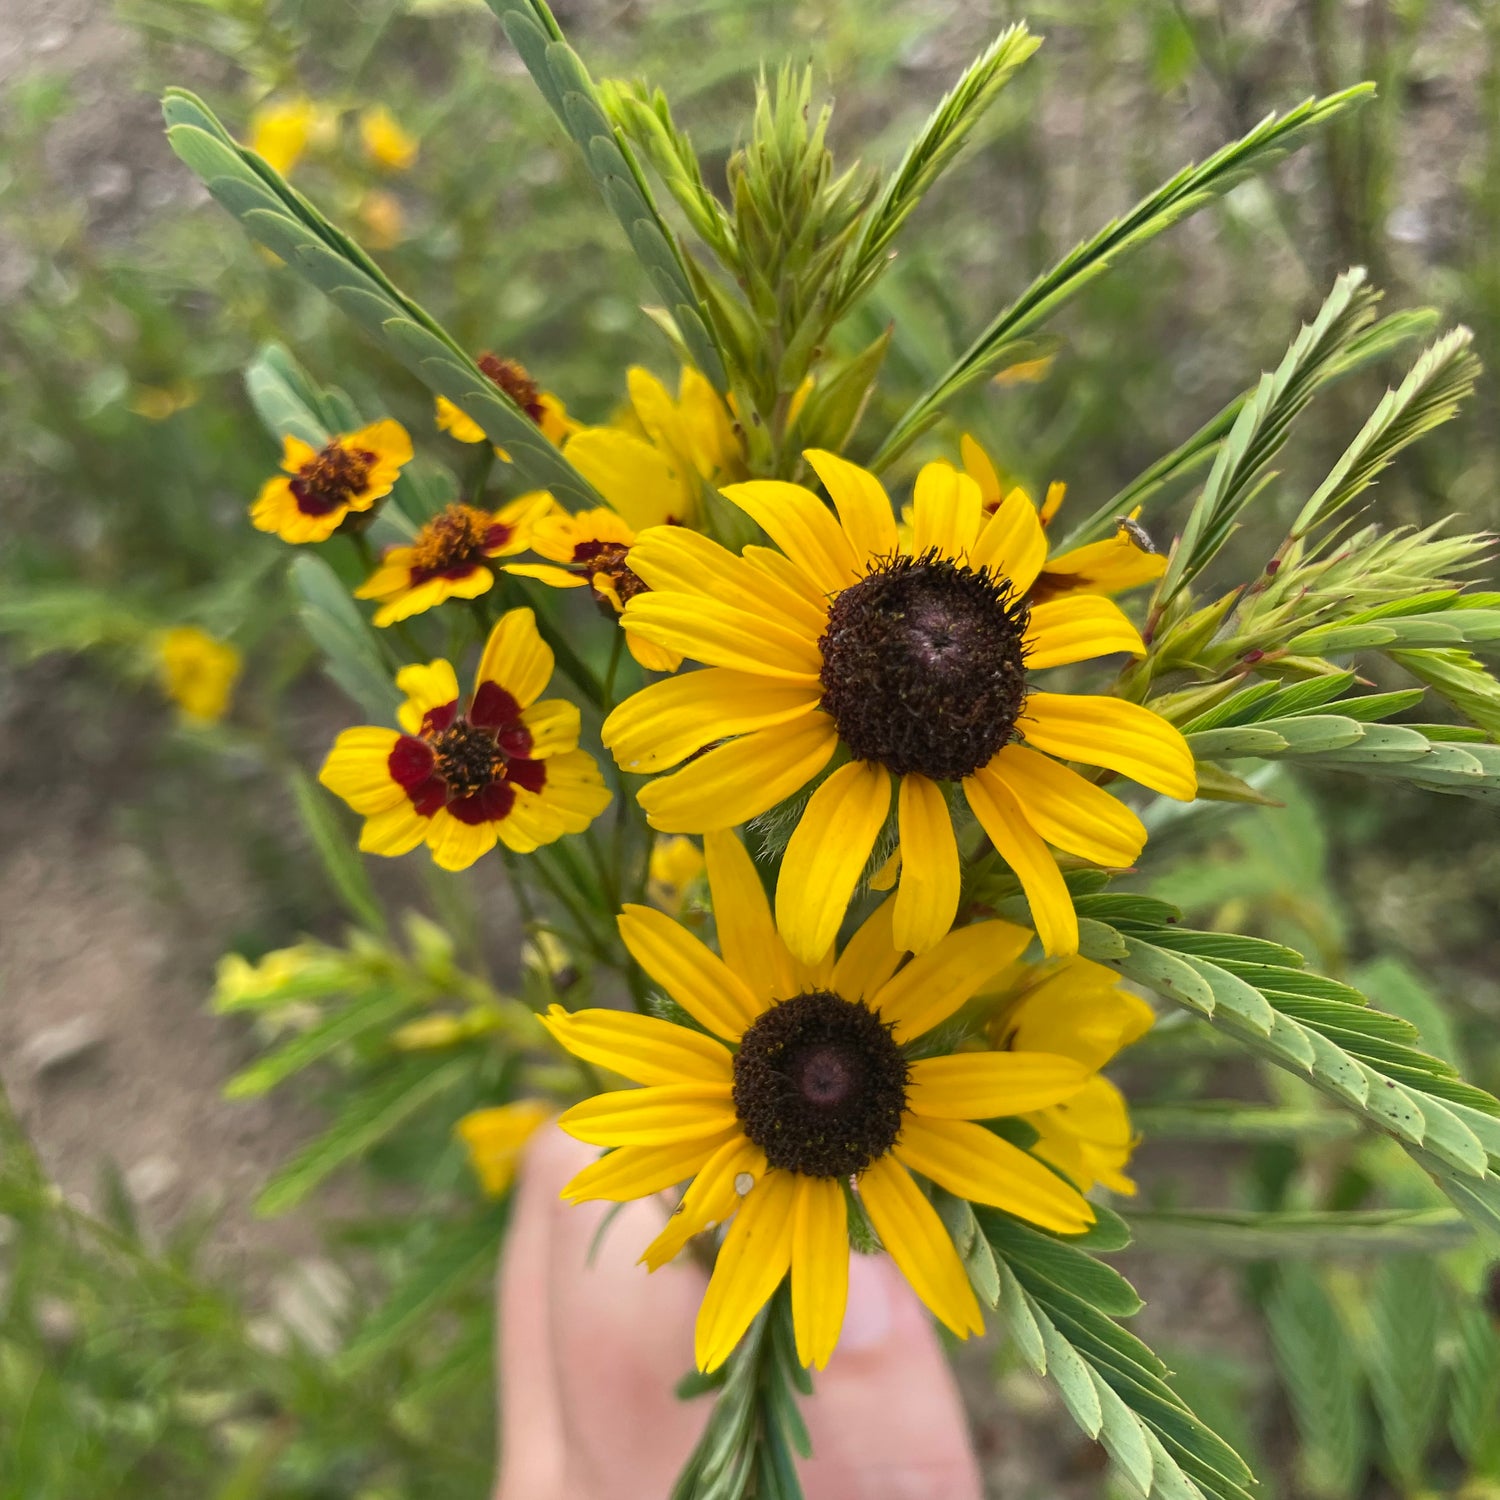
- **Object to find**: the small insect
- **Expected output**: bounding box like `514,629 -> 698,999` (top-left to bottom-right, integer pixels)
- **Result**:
1115,515 -> 1158,554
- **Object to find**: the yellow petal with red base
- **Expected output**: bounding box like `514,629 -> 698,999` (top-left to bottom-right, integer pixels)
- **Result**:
475,607 -> 553,707
520,698 -> 581,758
395,659 -> 460,734
319,725 -> 404,814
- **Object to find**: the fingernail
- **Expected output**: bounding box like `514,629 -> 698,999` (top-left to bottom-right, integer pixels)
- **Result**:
840,1253 -> 894,1352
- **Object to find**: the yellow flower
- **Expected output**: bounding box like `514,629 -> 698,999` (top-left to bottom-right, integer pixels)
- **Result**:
457,1100 -> 551,1197
130,381 -> 199,421
318,608 -> 612,871
505,508 -> 679,672
355,493 -> 555,626
251,420 -> 412,544
987,955 -> 1154,1195
545,830 -> 1098,1372
212,943 -> 333,1009
603,449 -> 1196,964
359,105 -> 418,172
958,435 -> 1167,601
433,354 -> 578,452
648,835 -> 705,913
357,189 -> 405,249
249,96 -> 319,176
156,626 -> 241,724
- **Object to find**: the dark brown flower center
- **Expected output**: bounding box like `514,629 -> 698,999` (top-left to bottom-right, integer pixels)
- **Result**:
818,551 -> 1030,782
732,990 -> 908,1178
431,720 -> 506,798
291,441 -> 375,516
479,353 -> 546,425
572,539 -> 648,611
407,503 -> 507,582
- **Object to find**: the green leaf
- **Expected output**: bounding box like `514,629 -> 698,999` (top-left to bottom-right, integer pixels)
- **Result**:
288,554 -> 399,719
289,769 -> 388,934
870,85 -> 1374,472
223,988 -> 412,1099
1363,1257 -> 1445,1488
976,1208 -> 1142,1317
254,1059 -> 469,1216
1124,1206 -> 1469,1256
1132,1102 -> 1361,1143
337,1207 -> 508,1371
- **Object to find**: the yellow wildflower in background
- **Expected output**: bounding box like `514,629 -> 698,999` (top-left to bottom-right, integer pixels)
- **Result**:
434,354 -> 578,451
648,835 -> 705,913
248,96 -> 329,176
359,105 -> 418,171
251,421 -> 412,543
544,830 -> 1098,1373
355,493 -> 555,626
156,626 -> 241,724
988,955 -> 1154,1195
457,1100 -> 550,1197
319,609 -> 611,871
604,449 -> 1195,962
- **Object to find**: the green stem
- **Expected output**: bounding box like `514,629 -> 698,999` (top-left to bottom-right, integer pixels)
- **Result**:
602,628 -> 625,712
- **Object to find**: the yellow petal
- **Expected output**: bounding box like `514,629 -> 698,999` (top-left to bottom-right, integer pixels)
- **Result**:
565,426 -> 692,530
358,799 -> 429,857
603,669 -> 823,775
906,1052 -> 1092,1120
435,394 -> 485,444
857,1156 -> 983,1339
970,486 -> 1046,591
803,449 -> 898,564
791,1175 -> 849,1370
895,1115 -> 1094,1233
621,594 -> 823,681
618,904 -> 762,1040
719,479 -> 861,593
560,1130 -> 738,1204
455,1101 -> 550,1197
504,561 -> 588,590
962,768 -> 1077,957
983,746 -> 1146,867
251,474 -> 345,544
1021,693 -> 1197,800
373,575 -> 475,628
475,607 -> 553,708
641,1133 -> 766,1271
695,1168 -> 797,1372
829,896 -> 904,1001
959,433 -> 1003,505
704,830 -> 799,1007
395,659 -> 460,735
1004,962 -> 1155,1068
1025,594 -> 1145,669
775,760 -> 892,965
557,1083 -> 736,1147
1041,531 -> 1167,598
319,726 -> 404,814
871,918 -> 1033,1043
539,1005 -> 733,1087
892,773 -> 960,955
637,716 -> 838,834
425,808 -> 499,871
518,698 -> 581,758
910,460 -> 983,560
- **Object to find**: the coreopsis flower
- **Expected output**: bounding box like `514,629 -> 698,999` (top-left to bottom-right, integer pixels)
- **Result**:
647,834 -> 706,913
355,493 -> 555,626
318,608 -> 611,870
456,1100 -> 550,1197
506,366 -> 744,672
957,435 -> 1166,601
156,625 -> 241,724
505,508 -> 679,672
544,831 -> 1099,1372
987,955 -> 1154,1195
251,420 -> 412,544
358,105 -> 418,171
248,96 -> 320,176
603,449 -> 1196,962
434,354 -> 577,451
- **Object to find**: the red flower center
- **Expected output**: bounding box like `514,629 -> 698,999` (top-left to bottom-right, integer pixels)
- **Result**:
290,441 -> 376,516
478,354 -> 547,426
387,683 -> 546,825
405,503 -> 513,584
571,539 -> 648,610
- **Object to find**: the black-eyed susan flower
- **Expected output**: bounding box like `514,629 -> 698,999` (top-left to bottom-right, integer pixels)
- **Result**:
354,493 -> 555,626
456,1100 -> 550,1197
603,450 -> 1196,963
986,954 -> 1154,1196
318,608 -> 610,870
358,104 -> 417,171
957,435 -> 1167,602
155,625 -> 241,724
434,354 -> 577,451
251,420 -> 412,544
543,830 -> 1099,1373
